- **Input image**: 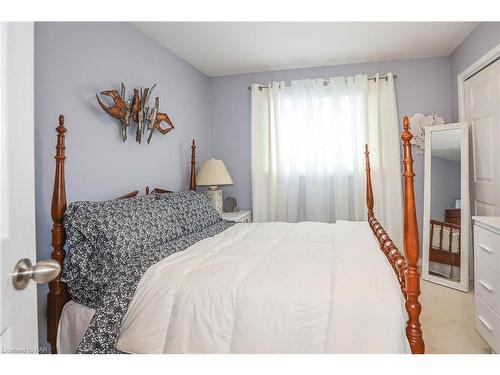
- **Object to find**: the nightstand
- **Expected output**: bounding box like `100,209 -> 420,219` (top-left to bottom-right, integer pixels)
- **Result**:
221,210 -> 252,223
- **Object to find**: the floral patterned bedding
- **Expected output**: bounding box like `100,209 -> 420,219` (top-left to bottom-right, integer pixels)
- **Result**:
61,191 -> 234,353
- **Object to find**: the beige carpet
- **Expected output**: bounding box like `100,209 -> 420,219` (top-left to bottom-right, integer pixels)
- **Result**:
420,279 -> 491,354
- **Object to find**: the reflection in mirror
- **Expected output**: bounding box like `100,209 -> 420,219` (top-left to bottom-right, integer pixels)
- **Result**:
428,129 -> 462,282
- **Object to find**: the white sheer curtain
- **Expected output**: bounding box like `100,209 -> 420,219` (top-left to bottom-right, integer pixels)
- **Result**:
251,73 -> 403,245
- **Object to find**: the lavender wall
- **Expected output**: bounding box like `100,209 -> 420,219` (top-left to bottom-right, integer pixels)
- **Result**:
35,22 -> 211,350
210,57 -> 452,245
450,22 -> 500,122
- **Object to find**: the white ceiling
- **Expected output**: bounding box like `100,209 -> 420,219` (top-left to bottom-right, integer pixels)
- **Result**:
132,22 -> 479,77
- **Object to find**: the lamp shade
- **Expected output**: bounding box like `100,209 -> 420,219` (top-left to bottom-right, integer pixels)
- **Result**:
196,159 -> 233,187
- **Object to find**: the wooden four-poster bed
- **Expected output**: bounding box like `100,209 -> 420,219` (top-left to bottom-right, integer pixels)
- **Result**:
46,115 -> 424,354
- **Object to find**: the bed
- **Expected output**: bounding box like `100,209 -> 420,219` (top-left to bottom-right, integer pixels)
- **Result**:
47,115 -> 424,354
429,219 -> 461,280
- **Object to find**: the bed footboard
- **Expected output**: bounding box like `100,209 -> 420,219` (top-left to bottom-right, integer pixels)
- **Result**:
365,116 -> 424,354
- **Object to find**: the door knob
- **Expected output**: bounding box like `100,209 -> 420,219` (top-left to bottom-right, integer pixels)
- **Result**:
12,258 -> 61,290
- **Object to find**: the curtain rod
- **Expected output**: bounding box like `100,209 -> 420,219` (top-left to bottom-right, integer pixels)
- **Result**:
247,74 -> 397,90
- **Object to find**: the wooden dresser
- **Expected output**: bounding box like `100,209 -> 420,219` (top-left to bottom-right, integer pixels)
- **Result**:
473,216 -> 500,353
445,208 -> 461,225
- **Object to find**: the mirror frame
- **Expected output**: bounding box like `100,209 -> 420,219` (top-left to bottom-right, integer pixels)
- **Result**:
422,122 -> 470,292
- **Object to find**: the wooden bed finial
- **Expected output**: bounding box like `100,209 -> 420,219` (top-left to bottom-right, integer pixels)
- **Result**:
47,114 -> 70,353
401,115 -> 424,354
365,144 -> 374,217
189,139 -> 196,191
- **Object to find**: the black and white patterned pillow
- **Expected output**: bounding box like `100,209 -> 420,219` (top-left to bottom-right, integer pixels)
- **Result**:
63,194 -> 182,284
155,191 -> 222,236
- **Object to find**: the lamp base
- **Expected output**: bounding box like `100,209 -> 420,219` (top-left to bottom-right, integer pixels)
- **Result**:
203,188 -> 223,214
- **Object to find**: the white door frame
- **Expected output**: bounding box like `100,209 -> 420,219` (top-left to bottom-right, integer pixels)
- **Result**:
458,42 -> 500,122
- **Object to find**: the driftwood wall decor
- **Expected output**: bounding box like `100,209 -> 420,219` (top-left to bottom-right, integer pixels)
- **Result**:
96,83 -> 174,144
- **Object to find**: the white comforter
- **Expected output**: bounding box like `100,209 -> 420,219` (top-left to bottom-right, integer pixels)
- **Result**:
116,221 -> 409,354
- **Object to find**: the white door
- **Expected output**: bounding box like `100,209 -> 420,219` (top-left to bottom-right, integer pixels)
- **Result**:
464,58 -> 500,216
0,22 -> 39,354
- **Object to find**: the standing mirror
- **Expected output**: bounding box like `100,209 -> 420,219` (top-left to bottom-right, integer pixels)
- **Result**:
422,123 -> 470,292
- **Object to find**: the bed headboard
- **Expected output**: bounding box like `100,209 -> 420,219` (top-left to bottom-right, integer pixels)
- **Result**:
46,115 -> 197,353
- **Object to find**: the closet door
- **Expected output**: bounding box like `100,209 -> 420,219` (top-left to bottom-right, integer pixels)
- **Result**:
465,59 -> 500,216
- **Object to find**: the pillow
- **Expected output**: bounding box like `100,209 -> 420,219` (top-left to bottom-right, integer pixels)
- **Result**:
63,194 -> 182,283
156,191 -> 222,236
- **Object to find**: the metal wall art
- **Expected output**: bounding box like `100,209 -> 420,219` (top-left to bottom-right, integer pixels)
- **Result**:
96,83 -> 175,144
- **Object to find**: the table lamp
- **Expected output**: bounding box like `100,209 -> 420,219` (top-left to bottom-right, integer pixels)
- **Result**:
196,158 -> 233,213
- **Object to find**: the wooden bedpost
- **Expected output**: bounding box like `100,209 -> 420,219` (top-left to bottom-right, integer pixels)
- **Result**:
401,116 -> 424,354
365,123 -> 424,353
365,144 -> 374,217
47,115 -> 70,354
189,139 -> 196,191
